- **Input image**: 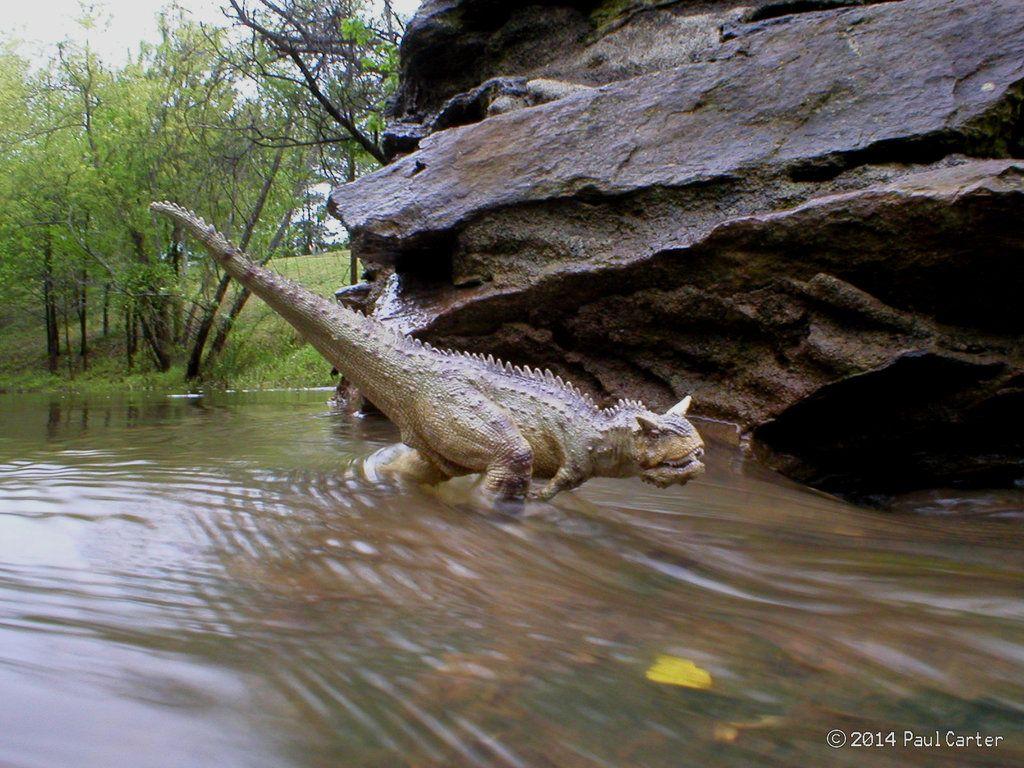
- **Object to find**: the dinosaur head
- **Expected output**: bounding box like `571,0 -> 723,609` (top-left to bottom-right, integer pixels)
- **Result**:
632,396 -> 705,487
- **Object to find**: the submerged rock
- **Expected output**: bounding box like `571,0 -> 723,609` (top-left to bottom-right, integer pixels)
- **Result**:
330,0 -> 1024,498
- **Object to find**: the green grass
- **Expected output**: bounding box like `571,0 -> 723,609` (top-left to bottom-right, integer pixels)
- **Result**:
0,251 -> 356,394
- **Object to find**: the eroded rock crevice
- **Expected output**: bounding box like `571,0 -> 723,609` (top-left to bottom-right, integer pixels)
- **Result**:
743,0 -> 903,23
753,353 -> 1023,499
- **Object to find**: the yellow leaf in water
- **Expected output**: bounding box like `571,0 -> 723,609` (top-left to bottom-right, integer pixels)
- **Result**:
645,655 -> 713,689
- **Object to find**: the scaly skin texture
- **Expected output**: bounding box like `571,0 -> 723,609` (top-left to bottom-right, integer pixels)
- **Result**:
151,202 -> 706,500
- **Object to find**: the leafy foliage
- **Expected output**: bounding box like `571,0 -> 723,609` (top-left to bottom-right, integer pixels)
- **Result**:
0,2 -> 400,385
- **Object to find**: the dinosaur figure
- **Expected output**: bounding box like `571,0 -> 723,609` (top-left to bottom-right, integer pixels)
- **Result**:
151,202 -> 705,500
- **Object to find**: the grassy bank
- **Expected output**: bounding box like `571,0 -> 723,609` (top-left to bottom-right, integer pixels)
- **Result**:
0,252 -> 354,394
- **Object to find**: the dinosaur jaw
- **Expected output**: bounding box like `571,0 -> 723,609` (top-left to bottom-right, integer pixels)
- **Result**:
639,455 -> 706,488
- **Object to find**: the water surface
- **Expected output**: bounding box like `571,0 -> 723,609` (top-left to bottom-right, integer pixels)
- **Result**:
0,391 -> 1021,767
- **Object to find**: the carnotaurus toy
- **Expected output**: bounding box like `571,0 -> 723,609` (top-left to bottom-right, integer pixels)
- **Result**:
151,202 -> 705,500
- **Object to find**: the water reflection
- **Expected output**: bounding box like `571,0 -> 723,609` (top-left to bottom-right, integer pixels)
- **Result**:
0,391 -> 1021,768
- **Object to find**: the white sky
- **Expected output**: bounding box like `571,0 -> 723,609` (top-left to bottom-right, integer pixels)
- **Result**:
5,0 -> 422,63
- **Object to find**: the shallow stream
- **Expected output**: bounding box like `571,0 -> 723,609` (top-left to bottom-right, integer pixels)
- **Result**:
0,391 -> 1021,767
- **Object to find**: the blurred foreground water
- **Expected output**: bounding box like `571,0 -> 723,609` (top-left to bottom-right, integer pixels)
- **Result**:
0,390 -> 1021,768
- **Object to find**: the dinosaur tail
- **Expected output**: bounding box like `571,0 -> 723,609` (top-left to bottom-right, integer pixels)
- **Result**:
149,201 -> 365,367
150,201 -> 248,272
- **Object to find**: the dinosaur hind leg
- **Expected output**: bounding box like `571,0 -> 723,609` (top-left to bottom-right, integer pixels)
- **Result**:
376,445 -> 452,485
411,391 -> 534,501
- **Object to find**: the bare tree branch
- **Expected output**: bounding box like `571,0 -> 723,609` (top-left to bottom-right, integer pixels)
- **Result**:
223,0 -> 389,164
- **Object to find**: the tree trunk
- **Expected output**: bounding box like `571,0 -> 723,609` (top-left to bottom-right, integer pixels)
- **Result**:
43,238 -> 59,374
139,313 -> 171,371
62,301 -> 74,379
169,223 -> 184,343
102,282 -> 110,337
207,207 -> 294,360
125,306 -> 136,371
182,297 -> 201,345
78,267 -> 88,369
182,269 -> 217,345
384,0 -> 395,38
347,146 -> 358,285
186,275 -> 232,379
135,302 -> 172,372
186,143 -> 287,380
155,298 -> 173,366
43,297 -> 56,374
127,227 -> 173,372
208,288 -> 248,361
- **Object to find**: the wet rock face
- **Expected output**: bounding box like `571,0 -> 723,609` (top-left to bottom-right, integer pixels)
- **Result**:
330,0 -> 1024,498
391,1 -> 734,124
387,0 -> 907,156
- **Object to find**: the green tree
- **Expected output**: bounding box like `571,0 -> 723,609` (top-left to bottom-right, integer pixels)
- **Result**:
0,1 -> 401,384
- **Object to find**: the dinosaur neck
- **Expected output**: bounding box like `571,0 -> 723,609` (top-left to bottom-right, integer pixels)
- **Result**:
150,203 -> 397,401
591,413 -> 643,478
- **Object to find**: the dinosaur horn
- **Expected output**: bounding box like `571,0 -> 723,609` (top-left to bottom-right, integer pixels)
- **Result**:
667,395 -> 691,416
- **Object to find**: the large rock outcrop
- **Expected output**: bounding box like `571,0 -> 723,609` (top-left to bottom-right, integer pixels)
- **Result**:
329,0 -> 1024,500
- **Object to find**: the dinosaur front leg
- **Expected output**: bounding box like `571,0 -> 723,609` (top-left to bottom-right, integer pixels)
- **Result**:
532,466 -> 584,501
